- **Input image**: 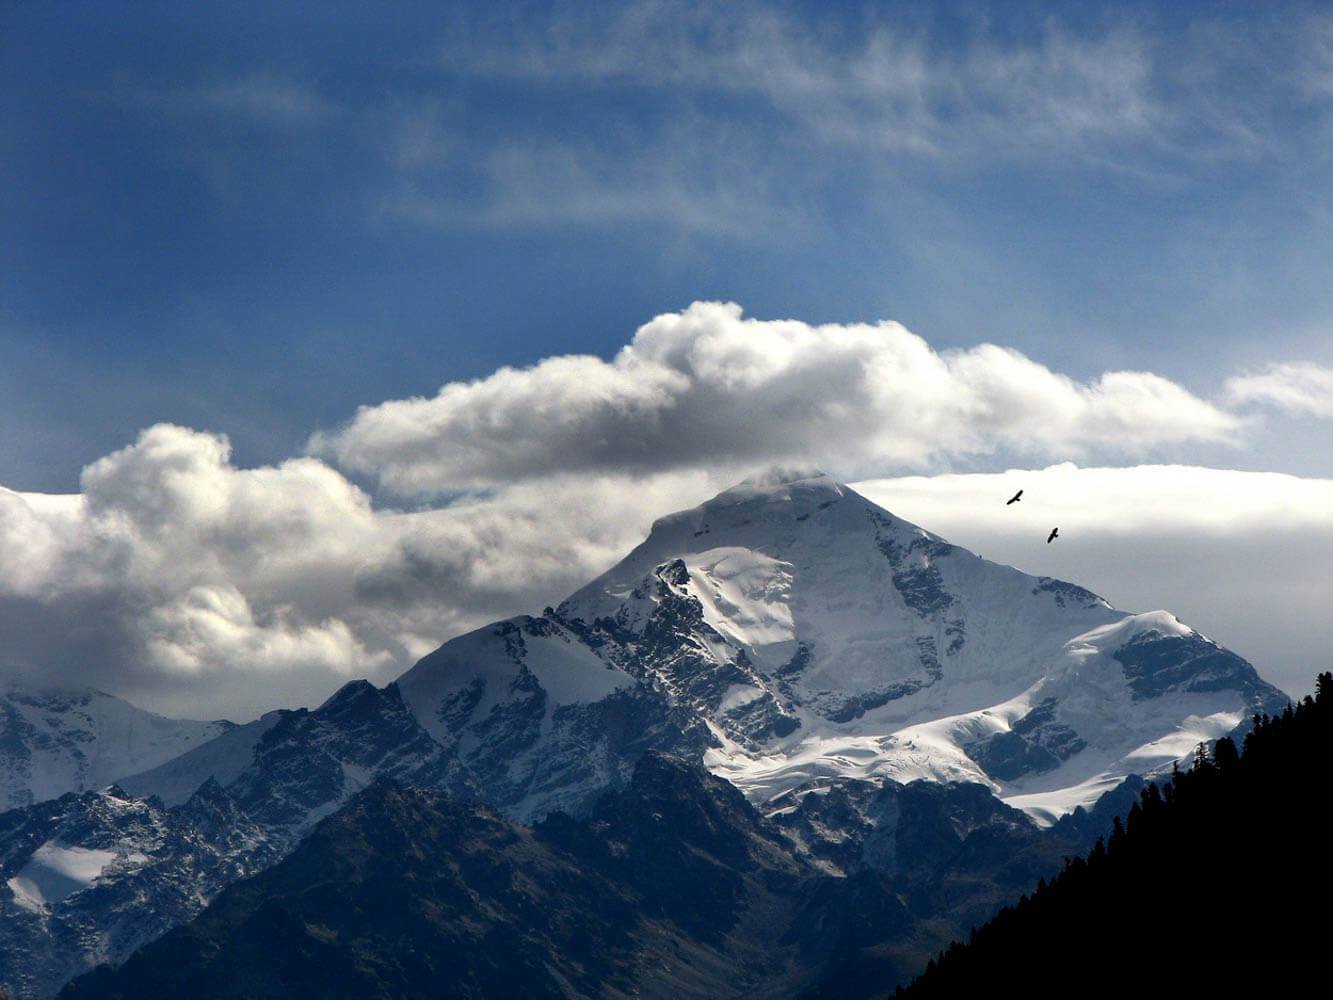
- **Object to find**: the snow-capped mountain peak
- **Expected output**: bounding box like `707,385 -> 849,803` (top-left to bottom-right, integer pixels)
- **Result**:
54,474 -> 1286,839
1,474 -> 1291,994
397,474 -> 1285,824
0,680 -> 232,812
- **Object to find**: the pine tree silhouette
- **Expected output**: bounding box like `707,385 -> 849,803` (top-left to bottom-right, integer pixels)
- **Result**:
893,672 -> 1333,998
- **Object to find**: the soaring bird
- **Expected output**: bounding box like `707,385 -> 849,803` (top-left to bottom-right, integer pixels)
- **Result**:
1006,489 -> 1023,505
1046,527 -> 1059,544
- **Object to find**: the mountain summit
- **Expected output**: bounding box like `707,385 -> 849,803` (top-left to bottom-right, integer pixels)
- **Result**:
396,472 -> 1285,824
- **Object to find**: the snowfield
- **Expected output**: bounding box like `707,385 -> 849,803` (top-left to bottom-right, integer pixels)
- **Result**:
7,844 -> 121,912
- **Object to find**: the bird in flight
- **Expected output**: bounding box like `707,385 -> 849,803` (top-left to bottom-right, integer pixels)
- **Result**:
1006,489 -> 1023,505
1047,528 -> 1059,544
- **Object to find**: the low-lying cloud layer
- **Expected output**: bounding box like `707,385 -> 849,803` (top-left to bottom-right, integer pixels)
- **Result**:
3,306 -> 1330,719
857,465 -> 1333,700
0,424 -> 716,720
314,302 -> 1242,495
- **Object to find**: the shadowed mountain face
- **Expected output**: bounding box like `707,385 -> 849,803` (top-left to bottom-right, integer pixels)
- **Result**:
1,683 -> 450,998
0,781 -> 280,999
62,753 -> 1091,1000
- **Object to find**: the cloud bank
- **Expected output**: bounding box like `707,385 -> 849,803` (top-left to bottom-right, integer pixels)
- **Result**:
0,424 -> 715,720
856,465 -> 1333,700
1226,361 -> 1333,418
313,301 -> 1240,495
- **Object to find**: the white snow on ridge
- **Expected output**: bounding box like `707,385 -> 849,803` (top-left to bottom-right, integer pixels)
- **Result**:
542,471 -> 1285,824
397,615 -> 636,750
1,682 -> 232,811
118,711 -> 284,806
6,843 -> 125,912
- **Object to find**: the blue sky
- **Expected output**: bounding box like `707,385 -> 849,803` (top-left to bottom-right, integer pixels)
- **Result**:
6,0 -> 1333,492
4,1 -> 1333,716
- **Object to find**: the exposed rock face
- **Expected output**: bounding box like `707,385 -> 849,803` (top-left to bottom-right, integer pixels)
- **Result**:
61,756 -> 1090,1000
0,783 -> 279,999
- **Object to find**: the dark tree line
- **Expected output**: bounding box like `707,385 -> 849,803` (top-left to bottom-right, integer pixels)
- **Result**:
893,672 -> 1333,997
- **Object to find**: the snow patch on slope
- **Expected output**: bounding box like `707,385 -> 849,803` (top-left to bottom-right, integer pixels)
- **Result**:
7,843 -> 125,912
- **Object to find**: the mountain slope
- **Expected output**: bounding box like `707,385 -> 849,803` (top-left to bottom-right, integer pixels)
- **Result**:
400,470 -> 1286,825
4,471 -> 1289,995
63,754 -> 1093,1000
0,781 -> 280,999
0,683 -> 451,997
894,672 -> 1333,997
1,681 -> 232,812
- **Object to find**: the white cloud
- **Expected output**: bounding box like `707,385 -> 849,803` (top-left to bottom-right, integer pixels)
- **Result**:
2,311 -> 1326,722
442,5 -> 1163,162
391,6 -> 1168,235
124,73 -> 332,124
313,301 -> 1240,496
855,464 -> 1333,700
0,424 -> 716,720
1225,361 -> 1333,418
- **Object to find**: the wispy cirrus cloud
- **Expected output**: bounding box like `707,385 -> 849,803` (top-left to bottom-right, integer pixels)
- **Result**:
382,120 -> 811,238
381,5 -> 1168,233
369,3 -> 1333,239
118,72 -> 333,124
95,4 -> 1333,241
439,3 -> 1163,160
1225,361 -> 1333,418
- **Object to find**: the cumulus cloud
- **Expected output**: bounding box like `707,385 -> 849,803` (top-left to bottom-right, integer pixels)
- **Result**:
855,464 -> 1333,700
313,302 -> 1241,495
6,441 -> 1329,720
0,424 -> 717,720
3,309 -> 1327,722
1225,361 -> 1333,418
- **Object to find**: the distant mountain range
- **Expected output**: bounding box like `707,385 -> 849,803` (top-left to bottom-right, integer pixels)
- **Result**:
1,683 -> 230,813
0,471 -> 1289,996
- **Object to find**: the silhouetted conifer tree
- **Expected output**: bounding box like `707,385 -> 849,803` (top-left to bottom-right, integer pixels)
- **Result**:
893,671 -> 1333,999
